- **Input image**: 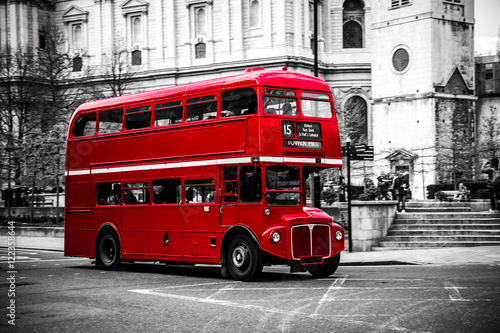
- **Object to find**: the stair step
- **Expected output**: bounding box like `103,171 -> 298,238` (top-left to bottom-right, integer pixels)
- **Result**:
393,218 -> 500,224
396,212 -> 500,219
388,230 -> 500,236
377,241 -> 500,248
405,207 -> 471,213
392,224 -> 500,230
383,235 -> 500,242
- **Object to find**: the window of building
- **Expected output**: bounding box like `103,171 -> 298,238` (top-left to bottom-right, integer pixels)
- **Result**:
98,109 -> 123,134
221,88 -> 257,117
73,56 -> 83,72
73,113 -> 96,137
63,6 -> 89,54
125,106 -> 151,130
184,179 -> 215,203
195,7 -> 206,35
153,179 -> 181,204
249,0 -> 261,28
343,0 -> 364,49
195,42 -> 206,59
391,0 -> 411,8
392,47 -> 411,73
132,15 -> 142,44
39,32 -> 46,49
155,101 -> 183,126
131,50 -> 142,65
186,95 -> 217,122
343,96 -> 368,145
97,182 -> 121,206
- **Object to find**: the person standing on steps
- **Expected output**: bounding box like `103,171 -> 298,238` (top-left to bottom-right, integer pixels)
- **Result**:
481,157 -> 500,213
394,171 -> 409,213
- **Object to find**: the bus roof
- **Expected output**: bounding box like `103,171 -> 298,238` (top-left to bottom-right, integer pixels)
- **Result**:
73,69 -> 331,115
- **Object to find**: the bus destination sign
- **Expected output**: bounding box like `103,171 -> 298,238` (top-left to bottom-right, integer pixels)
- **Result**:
282,121 -> 322,149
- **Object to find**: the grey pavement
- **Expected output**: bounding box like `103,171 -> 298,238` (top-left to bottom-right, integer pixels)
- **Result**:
2,235 -> 500,266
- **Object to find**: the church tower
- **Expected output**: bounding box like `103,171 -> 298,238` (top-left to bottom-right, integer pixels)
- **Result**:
370,0 -> 475,199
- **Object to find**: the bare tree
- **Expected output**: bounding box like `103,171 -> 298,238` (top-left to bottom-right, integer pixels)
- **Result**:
100,39 -> 140,97
478,105 -> 500,160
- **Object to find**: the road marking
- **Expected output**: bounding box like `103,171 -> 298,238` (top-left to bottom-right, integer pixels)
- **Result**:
309,275 -> 348,318
444,281 -> 464,301
0,258 -> 88,264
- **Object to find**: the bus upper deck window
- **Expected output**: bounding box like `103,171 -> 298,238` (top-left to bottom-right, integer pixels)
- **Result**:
125,105 -> 151,130
301,92 -> 332,118
186,95 -> 217,122
98,109 -> 123,134
263,89 -> 297,116
155,101 -> 183,126
73,113 -> 96,137
221,88 -> 257,117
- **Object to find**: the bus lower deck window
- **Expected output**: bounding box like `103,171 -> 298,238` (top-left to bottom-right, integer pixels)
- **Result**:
123,182 -> 150,205
184,179 -> 215,203
153,179 -> 181,204
97,182 -> 121,205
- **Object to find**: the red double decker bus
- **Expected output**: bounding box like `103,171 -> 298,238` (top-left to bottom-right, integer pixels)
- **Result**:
65,68 -> 344,281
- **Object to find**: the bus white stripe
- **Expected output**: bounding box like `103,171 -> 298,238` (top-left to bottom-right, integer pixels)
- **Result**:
66,156 -> 342,176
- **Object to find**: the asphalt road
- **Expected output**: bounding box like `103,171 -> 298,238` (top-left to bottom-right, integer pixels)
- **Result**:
1,248 -> 499,332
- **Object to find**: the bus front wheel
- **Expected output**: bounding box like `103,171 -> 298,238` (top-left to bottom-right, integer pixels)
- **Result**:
226,234 -> 263,281
306,253 -> 341,278
97,232 -> 121,270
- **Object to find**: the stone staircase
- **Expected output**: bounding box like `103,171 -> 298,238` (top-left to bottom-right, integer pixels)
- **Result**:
375,201 -> 500,249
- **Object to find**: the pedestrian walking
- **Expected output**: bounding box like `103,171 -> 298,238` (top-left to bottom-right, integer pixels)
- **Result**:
481,157 -> 500,212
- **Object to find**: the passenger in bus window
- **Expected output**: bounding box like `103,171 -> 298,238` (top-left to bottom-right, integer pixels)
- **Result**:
243,102 -> 257,115
124,188 -> 138,205
282,103 -> 293,115
107,189 -> 120,205
153,185 -> 167,204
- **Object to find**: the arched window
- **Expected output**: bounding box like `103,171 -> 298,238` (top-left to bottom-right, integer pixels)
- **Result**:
132,50 -> 142,65
342,0 -> 364,49
72,56 -> 82,72
250,0 -> 260,28
343,96 -> 368,144
343,21 -> 363,48
73,24 -> 83,50
196,7 -> 206,35
132,16 -> 142,44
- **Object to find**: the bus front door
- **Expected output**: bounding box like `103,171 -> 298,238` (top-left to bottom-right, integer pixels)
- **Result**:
220,167 -> 239,226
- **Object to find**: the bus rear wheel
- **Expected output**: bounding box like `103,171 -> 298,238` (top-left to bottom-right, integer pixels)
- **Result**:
306,253 -> 341,278
97,232 -> 121,270
226,234 -> 263,281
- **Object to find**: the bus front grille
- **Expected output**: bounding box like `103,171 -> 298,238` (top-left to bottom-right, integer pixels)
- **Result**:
291,225 -> 331,260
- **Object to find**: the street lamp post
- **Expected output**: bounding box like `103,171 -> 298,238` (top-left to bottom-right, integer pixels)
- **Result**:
346,138 -> 353,252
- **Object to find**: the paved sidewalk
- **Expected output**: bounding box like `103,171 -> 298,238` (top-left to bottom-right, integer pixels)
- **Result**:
1,235 -> 500,266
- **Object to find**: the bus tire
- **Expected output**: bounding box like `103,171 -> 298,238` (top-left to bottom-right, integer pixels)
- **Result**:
226,234 -> 263,281
306,253 -> 341,278
97,231 -> 121,270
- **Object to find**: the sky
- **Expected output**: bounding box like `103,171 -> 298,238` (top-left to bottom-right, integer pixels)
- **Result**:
474,0 -> 500,56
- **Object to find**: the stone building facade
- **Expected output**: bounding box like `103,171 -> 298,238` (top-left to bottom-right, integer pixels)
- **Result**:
0,0 -> 482,199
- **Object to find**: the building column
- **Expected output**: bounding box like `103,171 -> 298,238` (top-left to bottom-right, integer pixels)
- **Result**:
233,0 -> 243,59
155,0 -> 164,63
262,0 -> 272,48
94,0 -> 103,64
165,0 -> 176,67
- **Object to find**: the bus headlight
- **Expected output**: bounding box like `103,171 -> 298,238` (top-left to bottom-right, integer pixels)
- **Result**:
271,231 -> 281,244
335,230 -> 343,241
